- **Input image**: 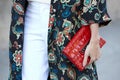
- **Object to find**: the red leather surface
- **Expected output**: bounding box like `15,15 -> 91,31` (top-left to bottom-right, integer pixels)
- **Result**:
62,25 -> 106,71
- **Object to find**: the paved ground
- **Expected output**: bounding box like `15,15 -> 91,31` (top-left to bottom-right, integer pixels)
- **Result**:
0,0 -> 120,80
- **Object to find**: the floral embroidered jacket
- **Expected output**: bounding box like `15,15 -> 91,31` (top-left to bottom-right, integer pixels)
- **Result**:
9,0 -> 111,80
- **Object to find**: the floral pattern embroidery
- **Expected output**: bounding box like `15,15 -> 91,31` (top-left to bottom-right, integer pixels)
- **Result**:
9,0 -> 111,80
48,0 -> 111,80
13,2 -> 24,15
13,50 -> 22,66
56,32 -> 65,46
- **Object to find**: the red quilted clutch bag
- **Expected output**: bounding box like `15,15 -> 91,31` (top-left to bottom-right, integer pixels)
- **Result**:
62,25 -> 106,71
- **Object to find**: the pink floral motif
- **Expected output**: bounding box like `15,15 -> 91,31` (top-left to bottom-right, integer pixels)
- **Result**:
50,5 -> 54,13
63,27 -> 71,40
48,52 -> 57,63
56,32 -> 65,46
71,2 -> 80,13
17,17 -> 23,25
61,77 -> 64,80
13,2 -> 24,15
67,67 -> 76,80
49,15 -> 55,31
12,41 -> 19,49
13,50 -> 22,66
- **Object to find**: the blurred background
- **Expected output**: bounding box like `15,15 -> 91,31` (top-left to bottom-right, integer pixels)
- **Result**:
0,0 -> 120,80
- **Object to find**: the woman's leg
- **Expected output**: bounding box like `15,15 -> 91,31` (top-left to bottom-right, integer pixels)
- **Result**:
22,2 -> 50,80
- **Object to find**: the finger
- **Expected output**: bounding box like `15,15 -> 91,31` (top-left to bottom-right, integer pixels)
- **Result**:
83,48 -> 89,67
96,53 -> 101,60
97,50 -> 101,59
88,56 -> 97,65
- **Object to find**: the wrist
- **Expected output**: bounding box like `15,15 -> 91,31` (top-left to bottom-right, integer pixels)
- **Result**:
90,35 -> 100,44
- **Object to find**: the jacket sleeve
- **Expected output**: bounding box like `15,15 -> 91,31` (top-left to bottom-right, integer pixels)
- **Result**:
80,0 -> 111,27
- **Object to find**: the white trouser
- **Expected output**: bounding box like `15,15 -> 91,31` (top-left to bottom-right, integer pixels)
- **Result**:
22,1 -> 50,80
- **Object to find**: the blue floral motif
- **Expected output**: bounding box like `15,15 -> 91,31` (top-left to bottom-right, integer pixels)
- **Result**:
95,13 -> 101,20
84,0 -> 91,6
62,7 -> 71,18
12,63 -> 16,71
9,0 -> 111,80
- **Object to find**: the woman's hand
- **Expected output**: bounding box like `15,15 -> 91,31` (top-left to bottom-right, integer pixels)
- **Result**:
83,23 -> 101,67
